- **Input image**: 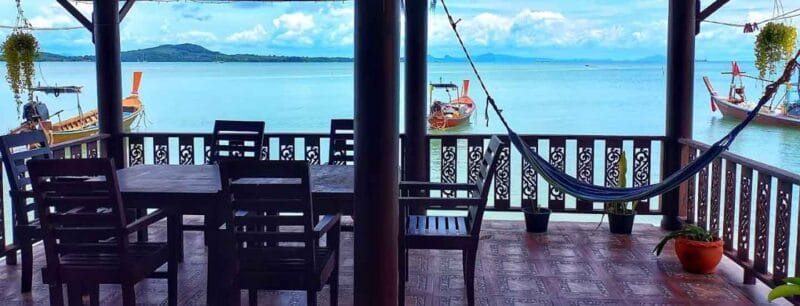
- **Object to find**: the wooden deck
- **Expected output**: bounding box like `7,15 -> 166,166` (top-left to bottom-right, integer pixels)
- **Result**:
0,219 -> 776,305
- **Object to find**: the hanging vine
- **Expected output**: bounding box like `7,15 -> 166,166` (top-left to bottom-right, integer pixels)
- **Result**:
2,0 -> 39,115
754,22 -> 797,79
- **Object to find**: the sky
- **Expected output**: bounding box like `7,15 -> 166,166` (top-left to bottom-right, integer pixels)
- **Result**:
0,0 -> 798,61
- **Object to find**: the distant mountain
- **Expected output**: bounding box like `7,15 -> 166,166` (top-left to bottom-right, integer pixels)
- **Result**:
35,44 -> 352,63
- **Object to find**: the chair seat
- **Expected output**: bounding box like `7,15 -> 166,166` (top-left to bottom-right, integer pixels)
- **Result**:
406,215 -> 470,237
238,248 -> 337,290
45,242 -> 169,283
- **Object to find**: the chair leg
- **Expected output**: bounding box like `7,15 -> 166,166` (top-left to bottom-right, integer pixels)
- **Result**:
248,290 -> 257,306
176,214 -> 184,262
88,284 -> 100,306
330,266 -> 339,306
67,283 -> 83,306
121,283 -> 136,306
463,249 -> 476,306
21,241 -> 32,293
167,214 -> 179,306
307,290 -> 317,306
49,283 -> 65,306
5,249 -> 17,265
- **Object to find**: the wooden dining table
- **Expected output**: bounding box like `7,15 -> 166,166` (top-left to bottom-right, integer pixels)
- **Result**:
112,163 -> 354,304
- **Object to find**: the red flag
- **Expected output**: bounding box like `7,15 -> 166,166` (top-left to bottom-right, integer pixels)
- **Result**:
732,61 -> 741,76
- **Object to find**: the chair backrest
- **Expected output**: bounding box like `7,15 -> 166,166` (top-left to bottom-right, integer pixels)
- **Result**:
209,120 -> 265,164
328,119 -> 354,165
219,160 -> 317,274
0,131 -> 53,225
467,136 -> 504,236
27,158 -> 129,272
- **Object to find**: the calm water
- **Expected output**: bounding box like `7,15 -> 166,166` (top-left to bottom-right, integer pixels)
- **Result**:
1,61 -> 798,173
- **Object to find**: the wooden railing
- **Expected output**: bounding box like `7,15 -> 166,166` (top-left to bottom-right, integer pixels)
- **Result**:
121,132 -> 667,213
680,138 -> 800,292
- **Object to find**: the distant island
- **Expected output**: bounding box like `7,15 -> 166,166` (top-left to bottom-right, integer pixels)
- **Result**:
37,44 -> 352,63
34,43 -> 673,63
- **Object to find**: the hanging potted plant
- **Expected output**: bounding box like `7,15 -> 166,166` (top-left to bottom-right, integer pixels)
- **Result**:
653,224 -> 723,274
522,200 -> 550,233
2,29 -> 39,115
604,151 -> 637,234
754,22 -> 797,79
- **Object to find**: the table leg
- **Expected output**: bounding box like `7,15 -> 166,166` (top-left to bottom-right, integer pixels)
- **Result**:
136,208 -> 149,242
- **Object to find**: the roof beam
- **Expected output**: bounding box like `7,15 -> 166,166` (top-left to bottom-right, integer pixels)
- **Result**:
56,0 -> 93,33
119,0 -> 136,22
698,0 -> 729,21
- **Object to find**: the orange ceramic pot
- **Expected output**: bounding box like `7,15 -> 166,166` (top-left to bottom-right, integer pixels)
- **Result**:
674,237 -> 724,274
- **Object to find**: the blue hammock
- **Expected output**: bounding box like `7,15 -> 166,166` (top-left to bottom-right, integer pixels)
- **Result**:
437,0 -> 799,202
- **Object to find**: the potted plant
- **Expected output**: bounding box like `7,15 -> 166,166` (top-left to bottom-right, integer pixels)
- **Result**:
768,278 -> 800,303
604,151 -> 637,234
755,22 -> 797,79
2,27 -> 39,114
522,201 -> 550,233
653,224 -> 723,274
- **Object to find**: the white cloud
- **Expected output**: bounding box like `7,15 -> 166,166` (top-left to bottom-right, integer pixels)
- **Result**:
176,31 -> 218,42
272,12 -> 316,45
226,24 -> 268,42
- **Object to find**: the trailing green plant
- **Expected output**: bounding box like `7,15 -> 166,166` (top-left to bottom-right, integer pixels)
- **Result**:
2,30 -> 39,114
754,22 -> 797,79
605,151 -> 638,215
652,224 -> 719,256
768,277 -> 800,302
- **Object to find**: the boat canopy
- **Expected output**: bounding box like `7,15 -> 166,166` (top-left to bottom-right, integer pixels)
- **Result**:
32,85 -> 82,96
430,83 -> 458,89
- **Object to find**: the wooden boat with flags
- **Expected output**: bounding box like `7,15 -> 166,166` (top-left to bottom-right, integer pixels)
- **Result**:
10,71 -> 145,144
428,80 -> 475,129
703,61 -> 800,129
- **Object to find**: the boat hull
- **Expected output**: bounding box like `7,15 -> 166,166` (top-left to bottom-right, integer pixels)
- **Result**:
47,95 -> 144,144
428,96 -> 475,129
713,97 -> 800,128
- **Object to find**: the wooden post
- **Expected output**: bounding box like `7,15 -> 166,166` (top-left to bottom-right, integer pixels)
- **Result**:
404,0 -> 429,214
93,0 -> 124,169
353,0 -> 400,305
662,0 -> 696,230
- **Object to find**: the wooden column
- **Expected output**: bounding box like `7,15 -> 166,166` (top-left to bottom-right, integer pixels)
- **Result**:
353,0 -> 400,305
93,0 -> 124,169
662,0 -> 696,230
404,0 -> 429,213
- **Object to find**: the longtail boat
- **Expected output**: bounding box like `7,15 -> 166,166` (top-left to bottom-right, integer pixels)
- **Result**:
702,62 -> 800,129
11,72 -> 145,144
428,80 -> 475,129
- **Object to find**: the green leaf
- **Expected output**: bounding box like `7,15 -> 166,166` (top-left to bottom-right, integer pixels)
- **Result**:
768,284 -> 800,302
785,277 -> 800,285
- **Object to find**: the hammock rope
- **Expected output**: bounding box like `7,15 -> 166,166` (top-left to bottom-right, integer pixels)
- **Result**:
438,0 -> 800,202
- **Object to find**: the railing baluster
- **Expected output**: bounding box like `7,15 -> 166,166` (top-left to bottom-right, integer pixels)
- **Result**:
128,135 -> 145,166
69,144 -> 82,159
548,138 -> 566,211
575,138 -> 594,212
467,138 -> 483,200
440,138 -> 457,198
773,180 -> 792,284
279,136 -> 295,161
494,141 -> 511,210
604,139 -> 622,188
753,173 -> 771,276
87,140 -> 98,158
153,136 -> 169,165
305,136 -> 321,165
633,139 -> 652,213
261,136 -> 270,161
178,136 -> 194,165
709,158 -> 722,235
203,135 -> 212,164
520,137 -> 538,210
737,166 -> 754,284
697,162 -> 709,230
685,149 -> 697,224
0,161 -> 4,255
723,160 -> 737,251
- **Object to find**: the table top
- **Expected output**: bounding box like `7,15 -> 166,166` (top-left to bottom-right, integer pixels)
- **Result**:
116,164 -> 354,197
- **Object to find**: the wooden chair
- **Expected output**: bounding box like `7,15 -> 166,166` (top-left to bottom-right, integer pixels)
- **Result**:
28,158 -> 178,306
209,120 -> 265,164
216,160 -> 340,306
0,131 -> 53,293
327,119 -> 353,165
399,136 -> 503,306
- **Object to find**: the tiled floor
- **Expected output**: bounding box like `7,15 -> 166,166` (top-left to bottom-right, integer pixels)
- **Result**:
0,219 -> 775,305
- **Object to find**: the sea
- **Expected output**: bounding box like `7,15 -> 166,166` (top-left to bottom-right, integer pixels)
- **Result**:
1,61 -> 799,244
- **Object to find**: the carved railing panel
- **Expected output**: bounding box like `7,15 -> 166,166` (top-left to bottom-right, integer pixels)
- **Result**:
685,150 -> 697,224
178,137 -> 194,165
153,136 -> 169,165
737,166 -> 753,265
697,164 -> 709,230
604,139 -> 622,188
773,180 -> 792,283
279,136 -> 295,161
709,158 -> 722,234
520,137 -> 538,210
633,140 -> 651,213
547,138 -> 566,211
305,136 -> 321,165
753,173 -> 771,275
440,138 -> 457,198
575,139 -> 594,212
493,143 -> 511,210
128,135 -> 145,166
722,160 -> 736,251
